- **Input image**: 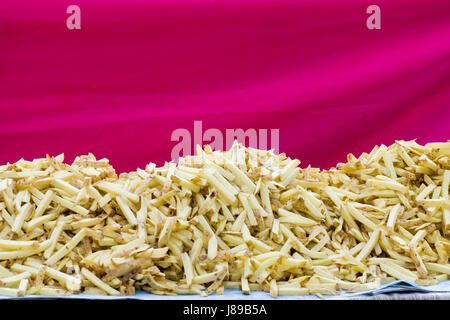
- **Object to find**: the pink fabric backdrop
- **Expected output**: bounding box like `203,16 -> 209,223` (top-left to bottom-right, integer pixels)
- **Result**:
1,0 -> 449,173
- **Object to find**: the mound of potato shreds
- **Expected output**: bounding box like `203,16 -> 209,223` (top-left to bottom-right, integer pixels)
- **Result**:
0,140 -> 448,298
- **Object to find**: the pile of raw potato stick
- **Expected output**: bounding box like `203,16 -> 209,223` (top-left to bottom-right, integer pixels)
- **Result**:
0,140 -> 448,298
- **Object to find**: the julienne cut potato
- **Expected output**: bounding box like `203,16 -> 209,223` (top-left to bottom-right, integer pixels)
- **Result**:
0,140 -> 448,298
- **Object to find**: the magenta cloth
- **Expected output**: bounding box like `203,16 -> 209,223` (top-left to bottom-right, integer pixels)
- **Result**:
1,0 -> 449,173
